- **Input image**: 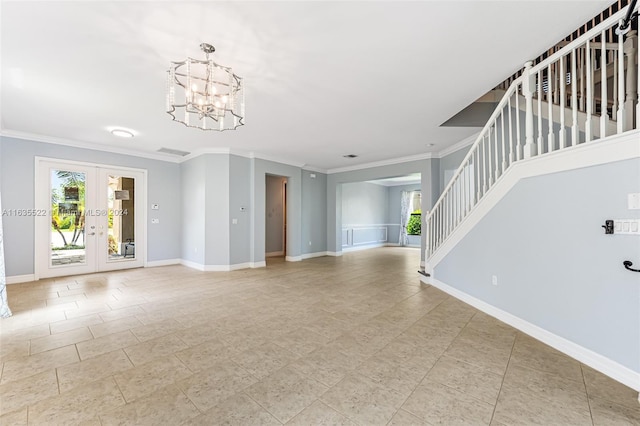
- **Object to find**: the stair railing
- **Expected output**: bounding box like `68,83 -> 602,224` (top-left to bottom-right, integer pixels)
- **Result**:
426,4 -> 638,260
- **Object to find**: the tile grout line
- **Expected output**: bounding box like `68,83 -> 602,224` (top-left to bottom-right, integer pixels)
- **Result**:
488,330 -> 518,424
387,298 -> 474,423
580,364 -> 596,426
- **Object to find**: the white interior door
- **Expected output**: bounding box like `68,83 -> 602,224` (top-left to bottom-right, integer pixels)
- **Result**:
35,159 -> 145,279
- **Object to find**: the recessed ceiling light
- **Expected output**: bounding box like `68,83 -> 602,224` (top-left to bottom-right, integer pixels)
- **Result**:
343,154 -> 358,158
111,129 -> 134,138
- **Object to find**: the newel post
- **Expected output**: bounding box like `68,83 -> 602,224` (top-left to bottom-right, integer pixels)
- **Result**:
624,30 -> 638,130
522,61 -> 537,158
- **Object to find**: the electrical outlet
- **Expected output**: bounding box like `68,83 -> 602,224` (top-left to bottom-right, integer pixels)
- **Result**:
309,241 -> 312,246
492,275 -> 498,286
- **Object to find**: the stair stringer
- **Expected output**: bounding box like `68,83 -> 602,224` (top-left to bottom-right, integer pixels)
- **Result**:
425,129 -> 640,274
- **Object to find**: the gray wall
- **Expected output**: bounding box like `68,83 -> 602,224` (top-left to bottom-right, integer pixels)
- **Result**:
341,182 -> 389,225
229,155 -> 252,265
204,154 -> 230,266
301,170 -> 327,255
388,183 -> 422,244
265,175 -> 285,254
435,158 -> 640,372
341,181 -> 389,247
0,136 -> 182,276
180,156 -> 206,265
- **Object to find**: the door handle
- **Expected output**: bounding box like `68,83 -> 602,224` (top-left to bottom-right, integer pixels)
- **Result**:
623,260 -> 640,273
88,232 -> 96,236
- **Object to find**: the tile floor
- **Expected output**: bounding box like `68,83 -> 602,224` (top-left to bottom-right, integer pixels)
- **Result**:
1,247 -> 638,425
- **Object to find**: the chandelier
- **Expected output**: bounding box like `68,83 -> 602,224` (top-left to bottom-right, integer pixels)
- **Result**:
166,43 -> 245,131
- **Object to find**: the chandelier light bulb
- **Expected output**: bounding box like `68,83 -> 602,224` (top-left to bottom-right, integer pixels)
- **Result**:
166,43 -> 245,131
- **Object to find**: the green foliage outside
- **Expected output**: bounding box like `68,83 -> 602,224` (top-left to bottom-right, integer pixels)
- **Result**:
406,210 -> 421,235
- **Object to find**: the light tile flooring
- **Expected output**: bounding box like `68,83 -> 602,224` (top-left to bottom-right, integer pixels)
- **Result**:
1,247 -> 638,425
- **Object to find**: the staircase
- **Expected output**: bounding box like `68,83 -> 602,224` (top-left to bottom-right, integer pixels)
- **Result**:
425,4 -> 639,267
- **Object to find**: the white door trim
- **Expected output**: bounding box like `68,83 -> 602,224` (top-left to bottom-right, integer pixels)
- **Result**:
34,157 -> 148,279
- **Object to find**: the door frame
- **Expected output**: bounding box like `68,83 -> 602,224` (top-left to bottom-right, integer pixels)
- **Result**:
34,157 -> 148,280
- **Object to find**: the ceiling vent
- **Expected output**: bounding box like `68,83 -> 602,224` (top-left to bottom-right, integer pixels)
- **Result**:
157,147 -> 190,156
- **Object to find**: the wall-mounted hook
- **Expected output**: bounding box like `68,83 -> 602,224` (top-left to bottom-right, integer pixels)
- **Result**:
602,220 -> 614,234
623,261 -> 640,273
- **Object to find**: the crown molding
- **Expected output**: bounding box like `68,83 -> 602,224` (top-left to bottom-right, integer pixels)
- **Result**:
327,152 -> 434,175
246,152 -> 307,169
181,147 -> 232,162
0,129 -> 183,163
1,128 -> 480,173
301,165 -> 328,174
436,131 -> 480,158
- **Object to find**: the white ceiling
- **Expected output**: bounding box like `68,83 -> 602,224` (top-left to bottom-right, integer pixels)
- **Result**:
0,1 -> 611,171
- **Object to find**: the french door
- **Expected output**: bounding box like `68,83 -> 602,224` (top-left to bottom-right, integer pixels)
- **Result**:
35,159 -> 146,279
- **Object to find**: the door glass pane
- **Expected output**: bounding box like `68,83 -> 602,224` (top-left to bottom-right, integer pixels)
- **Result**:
107,175 -> 135,261
50,170 -> 86,266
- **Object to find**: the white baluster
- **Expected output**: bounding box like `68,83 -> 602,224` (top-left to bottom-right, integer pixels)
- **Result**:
493,123 -> 499,181
572,49 -> 579,146
548,63 -> 555,152
508,95 -> 514,165
487,130 -> 493,186
613,49 -> 618,127
537,71 -> 543,155
516,84 -> 522,160
501,110 -> 507,172
624,30 -> 638,131
473,150 -> 479,205
482,135 -> 488,194
523,61 -> 537,158
580,47 -> 585,111
614,20 -> 633,133
586,39 -> 593,142
601,29 -> 609,138
559,57 -> 566,148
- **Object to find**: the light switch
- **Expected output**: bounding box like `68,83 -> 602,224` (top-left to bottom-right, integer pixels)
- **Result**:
151,204 -> 159,210
629,193 -> 640,210
151,218 -> 159,224
232,218 -> 238,225
614,219 -> 640,235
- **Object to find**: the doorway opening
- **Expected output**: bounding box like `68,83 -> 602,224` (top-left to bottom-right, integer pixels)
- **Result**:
265,175 -> 288,265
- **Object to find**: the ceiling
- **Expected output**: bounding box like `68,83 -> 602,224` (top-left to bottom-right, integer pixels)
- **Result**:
0,1 -> 611,171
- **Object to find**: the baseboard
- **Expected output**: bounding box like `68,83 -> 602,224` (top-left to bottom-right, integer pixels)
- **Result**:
343,243 -> 386,252
265,251 -> 284,258
146,259 -> 180,268
429,131 -> 640,268
421,275 -> 640,392
6,274 -> 35,284
285,255 -> 302,262
301,251 -> 329,259
250,261 -> 266,268
326,251 -> 343,257
180,259 -> 205,271
228,262 -> 251,271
